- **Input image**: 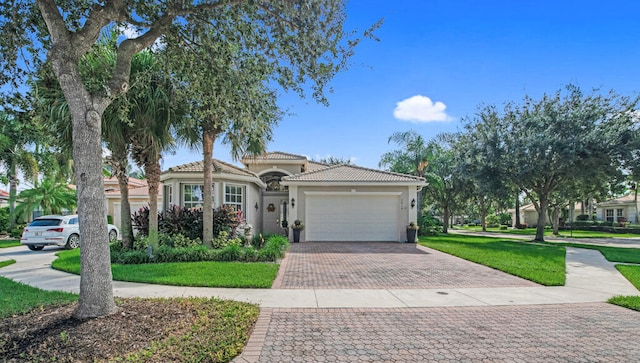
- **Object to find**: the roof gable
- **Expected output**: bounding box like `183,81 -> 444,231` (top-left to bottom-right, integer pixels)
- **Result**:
165,159 -> 258,178
242,151 -> 307,163
281,164 -> 426,184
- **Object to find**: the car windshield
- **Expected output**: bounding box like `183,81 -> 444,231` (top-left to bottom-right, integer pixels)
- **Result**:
28,219 -> 63,227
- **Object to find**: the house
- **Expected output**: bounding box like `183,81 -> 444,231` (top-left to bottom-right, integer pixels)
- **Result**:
160,152 -> 426,242
509,202 -> 585,227
0,190 -> 8,208
104,177 -> 162,230
596,194 -> 639,224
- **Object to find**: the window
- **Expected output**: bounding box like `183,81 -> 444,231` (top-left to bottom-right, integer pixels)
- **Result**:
617,209 -> 624,218
225,184 -> 244,212
183,184 -> 204,208
605,209 -> 614,222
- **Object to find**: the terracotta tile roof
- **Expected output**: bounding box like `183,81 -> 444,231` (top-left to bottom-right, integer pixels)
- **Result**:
242,151 -> 307,163
598,194 -> 637,206
0,190 -> 8,198
104,176 -> 147,188
306,161 -> 329,172
282,164 -> 426,183
165,159 -> 258,178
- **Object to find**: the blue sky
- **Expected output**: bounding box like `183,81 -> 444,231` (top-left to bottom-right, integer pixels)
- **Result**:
165,0 -> 640,170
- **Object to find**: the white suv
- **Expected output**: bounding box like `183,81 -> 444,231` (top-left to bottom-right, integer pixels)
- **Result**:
21,215 -> 119,251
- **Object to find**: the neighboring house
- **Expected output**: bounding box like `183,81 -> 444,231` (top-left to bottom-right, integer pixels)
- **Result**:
596,194 -> 639,224
161,151 -> 426,242
0,190 -> 8,208
104,177 -> 162,230
509,202 -> 584,227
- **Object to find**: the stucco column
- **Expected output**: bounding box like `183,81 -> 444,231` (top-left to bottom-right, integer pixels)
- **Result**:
288,186 -> 298,242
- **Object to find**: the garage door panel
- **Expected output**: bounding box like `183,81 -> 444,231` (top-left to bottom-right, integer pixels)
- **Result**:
306,195 -> 399,241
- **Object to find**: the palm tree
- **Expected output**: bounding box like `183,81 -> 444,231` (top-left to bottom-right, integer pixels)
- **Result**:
166,24 -> 281,246
0,112 -> 39,229
379,130 -> 431,218
15,177 -> 77,220
128,51 -> 183,248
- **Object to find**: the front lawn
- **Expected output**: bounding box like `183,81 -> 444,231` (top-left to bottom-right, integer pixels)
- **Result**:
459,226 -> 640,238
53,248 -> 280,288
0,239 -> 20,248
421,234 -> 566,286
0,275 -> 78,318
609,266 -> 640,312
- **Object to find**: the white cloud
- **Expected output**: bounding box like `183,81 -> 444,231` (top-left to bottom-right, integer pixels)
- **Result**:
393,95 -> 452,123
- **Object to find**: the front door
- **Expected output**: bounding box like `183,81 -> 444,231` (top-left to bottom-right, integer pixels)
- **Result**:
261,193 -> 288,235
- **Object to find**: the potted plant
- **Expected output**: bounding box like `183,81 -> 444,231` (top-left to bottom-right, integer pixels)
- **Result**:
406,222 -> 419,243
291,219 -> 304,243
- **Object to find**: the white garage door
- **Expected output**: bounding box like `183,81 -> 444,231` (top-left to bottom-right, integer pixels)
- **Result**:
306,194 -> 400,241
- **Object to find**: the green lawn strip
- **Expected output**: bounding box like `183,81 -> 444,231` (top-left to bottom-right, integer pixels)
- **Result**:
542,242 -> 640,264
420,234 -> 566,286
120,298 -> 259,362
53,249 -> 279,288
0,259 -> 15,268
0,240 -> 20,248
608,265 -> 640,311
615,265 -> 640,290
459,226 -> 640,238
0,276 -> 78,319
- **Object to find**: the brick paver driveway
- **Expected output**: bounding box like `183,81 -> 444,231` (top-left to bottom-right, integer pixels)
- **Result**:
274,242 -> 538,289
253,304 -> 640,362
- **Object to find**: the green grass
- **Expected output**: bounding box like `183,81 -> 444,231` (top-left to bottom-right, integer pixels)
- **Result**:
0,276 -> 78,319
616,265 -> 640,290
420,234 -> 566,286
53,248 -> 280,288
119,298 -> 259,362
609,265 -> 640,312
0,239 -> 20,248
543,242 -> 640,264
459,226 -> 640,238
0,259 -> 15,268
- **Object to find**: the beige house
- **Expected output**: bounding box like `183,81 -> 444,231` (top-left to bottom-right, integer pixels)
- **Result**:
0,190 -> 8,208
596,194 -> 639,223
104,177 -> 162,230
161,152 -> 426,242
509,202 -> 584,227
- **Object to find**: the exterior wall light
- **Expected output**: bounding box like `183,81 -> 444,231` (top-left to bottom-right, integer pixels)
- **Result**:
411,199 -> 416,208
291,198 -> 295,208
255,202 -> 259,211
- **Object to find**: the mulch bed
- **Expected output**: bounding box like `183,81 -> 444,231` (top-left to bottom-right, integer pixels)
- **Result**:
1,299 -> 199,362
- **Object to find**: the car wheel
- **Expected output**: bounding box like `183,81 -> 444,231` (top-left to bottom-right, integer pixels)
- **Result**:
27,245 -> 44,251
66,234 -> 80,249
108,229 -> 117,241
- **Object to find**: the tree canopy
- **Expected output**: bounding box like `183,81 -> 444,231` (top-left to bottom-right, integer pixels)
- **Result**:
0,0 -> 378,318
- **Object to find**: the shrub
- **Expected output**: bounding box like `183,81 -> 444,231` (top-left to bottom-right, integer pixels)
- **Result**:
211,231 -> 242,249
485,214 -> 499,226
160,233 -> 202,248
497,212 -> 512,226
218,243 -> 242,261
0,206 -> 9,233
576,214 -> 590,221
242,246 -> 258,262
418,212 -> 441,235
500,225 -> 508,230
133,205 -> 239,241
10,226 -> 24,238
258,235 -> 289,261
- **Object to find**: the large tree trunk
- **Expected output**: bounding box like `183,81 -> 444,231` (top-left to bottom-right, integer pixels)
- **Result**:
442,206 -> 450,234
53,63 -> 116,318
8,172 -> 17,229
145,160 -> 161,249
111,154 -> 134,249
202,128 -> 218,247
481,209 -> 487,232
552,206 -> 560,235
514,197 -> 520,228
534,198 -> 548,242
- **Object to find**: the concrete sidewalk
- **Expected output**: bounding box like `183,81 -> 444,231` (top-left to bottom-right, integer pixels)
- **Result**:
0,244 -> 637,308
